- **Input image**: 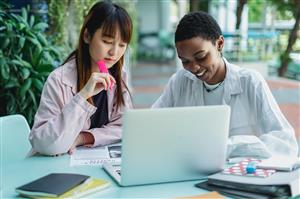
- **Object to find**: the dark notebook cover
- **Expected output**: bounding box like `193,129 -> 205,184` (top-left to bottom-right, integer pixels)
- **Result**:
195,181 -> 270,199
16,173 -> 89,197
195,180 -> 291,199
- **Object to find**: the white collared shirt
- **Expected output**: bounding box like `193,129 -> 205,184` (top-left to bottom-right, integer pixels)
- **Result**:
152,59 -> 298,158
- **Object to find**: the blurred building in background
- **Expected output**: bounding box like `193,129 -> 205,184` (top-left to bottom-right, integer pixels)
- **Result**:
6,0 -> 300,79
2,0 -> 299,139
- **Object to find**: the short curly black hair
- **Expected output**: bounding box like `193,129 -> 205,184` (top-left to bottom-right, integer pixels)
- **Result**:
175,11 -> 222,44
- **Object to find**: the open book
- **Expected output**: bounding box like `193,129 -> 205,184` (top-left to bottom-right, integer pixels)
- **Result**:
70,143 -> 121,166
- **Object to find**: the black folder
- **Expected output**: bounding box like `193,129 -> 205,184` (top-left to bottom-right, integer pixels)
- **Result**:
195,168 -> 299,198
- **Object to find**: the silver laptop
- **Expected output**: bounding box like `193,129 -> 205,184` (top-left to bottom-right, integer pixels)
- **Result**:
103,105 -> 230,186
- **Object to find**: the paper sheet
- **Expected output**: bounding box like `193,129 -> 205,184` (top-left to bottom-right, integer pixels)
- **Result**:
257,156 -> 300,171
70,143 -> 121,166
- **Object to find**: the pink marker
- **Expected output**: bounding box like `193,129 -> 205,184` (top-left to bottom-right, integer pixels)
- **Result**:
96,60 -> 114,90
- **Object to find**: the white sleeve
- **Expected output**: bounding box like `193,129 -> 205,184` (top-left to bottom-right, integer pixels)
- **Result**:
227,76 -> 298,159
152,74 -> 176,108
257,77 -> 298,157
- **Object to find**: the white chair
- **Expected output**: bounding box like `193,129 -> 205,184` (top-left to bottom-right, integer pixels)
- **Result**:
0,114 -> 31,161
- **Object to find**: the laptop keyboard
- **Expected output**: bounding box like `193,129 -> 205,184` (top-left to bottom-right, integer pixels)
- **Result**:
116,169 -> 121,175
113,165 -> 121,176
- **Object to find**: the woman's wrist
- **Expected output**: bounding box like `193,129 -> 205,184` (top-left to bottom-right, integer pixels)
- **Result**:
80,132 -> 95,146
80,133 -> 86,145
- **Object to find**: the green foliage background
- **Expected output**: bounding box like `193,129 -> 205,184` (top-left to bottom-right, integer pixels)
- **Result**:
0,1 -> 138,125
0,4 -> 61,125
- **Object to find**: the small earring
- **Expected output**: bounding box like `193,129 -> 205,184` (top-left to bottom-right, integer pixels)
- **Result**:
83,29 -> 90,44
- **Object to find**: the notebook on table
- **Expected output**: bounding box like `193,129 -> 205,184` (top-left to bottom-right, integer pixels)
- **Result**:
103,105 -> 231,186
15,173 -> 110,198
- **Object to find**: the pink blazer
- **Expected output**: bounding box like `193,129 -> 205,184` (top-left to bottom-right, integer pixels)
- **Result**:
28,59 -> 132,155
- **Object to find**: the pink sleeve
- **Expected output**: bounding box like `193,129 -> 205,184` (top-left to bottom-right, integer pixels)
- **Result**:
29,72 -> 96,155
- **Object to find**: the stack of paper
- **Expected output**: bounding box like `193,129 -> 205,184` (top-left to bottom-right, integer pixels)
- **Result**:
257,156 -> 300,171
196,167 -> 300,198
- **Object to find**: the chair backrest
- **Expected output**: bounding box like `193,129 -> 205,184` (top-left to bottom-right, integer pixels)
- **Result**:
0,114 -> 31,161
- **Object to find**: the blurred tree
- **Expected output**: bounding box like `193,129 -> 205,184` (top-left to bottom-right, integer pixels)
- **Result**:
189,0 -> 208,12
46,0 -> 96,59
235,0 -> 247,30
248,0 -> 264,23
269,0 -> 300,77
46,0 -> 68,48
190,0 -> 199,12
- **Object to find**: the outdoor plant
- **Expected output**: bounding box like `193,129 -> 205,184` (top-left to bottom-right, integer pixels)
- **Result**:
0,4 -> 61,125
